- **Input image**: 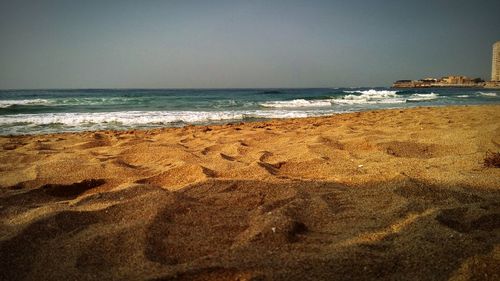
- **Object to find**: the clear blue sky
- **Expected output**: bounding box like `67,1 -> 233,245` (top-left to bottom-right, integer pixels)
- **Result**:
1,0 -> 499,89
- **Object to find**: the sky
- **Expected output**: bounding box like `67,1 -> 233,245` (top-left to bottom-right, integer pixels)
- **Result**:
0,0 -> 499,89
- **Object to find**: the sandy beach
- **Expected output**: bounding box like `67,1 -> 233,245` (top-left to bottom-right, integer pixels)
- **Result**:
0,105 -> 499,280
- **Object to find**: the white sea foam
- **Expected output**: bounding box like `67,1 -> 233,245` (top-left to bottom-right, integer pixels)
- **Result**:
0,99 -> 51,108
0,97 -> 154,108
213,99 -> 254,108
0,111 -> 242,126
343,89 -> 399,95
407,93 -> 439,102
54,97 -> 151,105
260,99 -> 332,108
332,89 -> 405,105
456,95 -> 470,98
478,92 -> 497,97
0,110 -> 341,135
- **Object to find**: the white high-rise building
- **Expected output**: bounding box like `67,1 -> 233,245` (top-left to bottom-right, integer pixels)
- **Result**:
492,41 -> 500,81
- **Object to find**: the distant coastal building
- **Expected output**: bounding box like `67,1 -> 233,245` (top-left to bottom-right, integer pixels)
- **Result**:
441,76 -> 469,84
485,41 -> 500,88
491,41 -> 500,81
393,40 -> 500,89
392,75 -> 482,88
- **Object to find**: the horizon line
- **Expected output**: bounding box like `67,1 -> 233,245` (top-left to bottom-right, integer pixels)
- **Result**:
0,86 -> 388,91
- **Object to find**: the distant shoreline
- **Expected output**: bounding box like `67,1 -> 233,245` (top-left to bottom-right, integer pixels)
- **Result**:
393,85 -> 500,89
1,104 -> 497,137
392,77 -> 500,89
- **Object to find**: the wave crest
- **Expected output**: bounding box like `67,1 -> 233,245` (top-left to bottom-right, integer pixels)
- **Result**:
333,89 -> 404,105
0,99 -> 51,108
407,93 -> 439,102
478,92 -> 497,97
260,99 -> 332,108
0,110 -> 340,135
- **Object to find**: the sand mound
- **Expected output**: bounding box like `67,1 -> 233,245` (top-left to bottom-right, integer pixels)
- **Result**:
1,179 -> 499,280
380,141 -> 450,159
137,164 -> 216,190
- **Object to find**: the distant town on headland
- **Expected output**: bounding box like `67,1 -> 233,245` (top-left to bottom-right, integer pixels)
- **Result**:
393,41 -> 500,89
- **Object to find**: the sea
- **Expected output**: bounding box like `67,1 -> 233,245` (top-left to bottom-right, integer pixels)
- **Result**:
0,88 -> 498,135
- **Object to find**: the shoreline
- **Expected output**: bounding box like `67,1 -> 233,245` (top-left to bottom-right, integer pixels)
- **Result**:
1,103 -> 497,138
2,104 -> 499,189
1,104 -> 499,280
2,87 -> 499,136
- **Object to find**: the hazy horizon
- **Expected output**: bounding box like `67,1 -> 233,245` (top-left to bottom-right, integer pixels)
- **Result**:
1,0 -> 500,90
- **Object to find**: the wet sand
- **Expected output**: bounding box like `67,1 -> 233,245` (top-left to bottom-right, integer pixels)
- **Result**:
1,105 -> 499,280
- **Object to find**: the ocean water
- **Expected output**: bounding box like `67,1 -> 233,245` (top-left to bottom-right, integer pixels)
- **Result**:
0,88 -> 498,135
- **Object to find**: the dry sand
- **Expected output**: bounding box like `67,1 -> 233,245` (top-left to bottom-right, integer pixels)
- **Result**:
0,105 -> 499,280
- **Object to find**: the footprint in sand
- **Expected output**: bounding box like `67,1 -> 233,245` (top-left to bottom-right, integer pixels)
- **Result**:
436,205 -> 500,233
381,141 -> 443,159
220,153 -> 236,161
259,151 -> 273,162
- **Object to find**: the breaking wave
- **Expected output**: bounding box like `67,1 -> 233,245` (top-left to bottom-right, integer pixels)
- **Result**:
260,99 -> 332,108
406,93 -> 439,102
259,90 -> 442,107
52,97 -> 153,105
0,110 -> 340,135
332,89 -> 405,105
0,97 -> 155,108
343,89 -> 399,95
0,99 -> 51,108
478,92 -> 497,97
